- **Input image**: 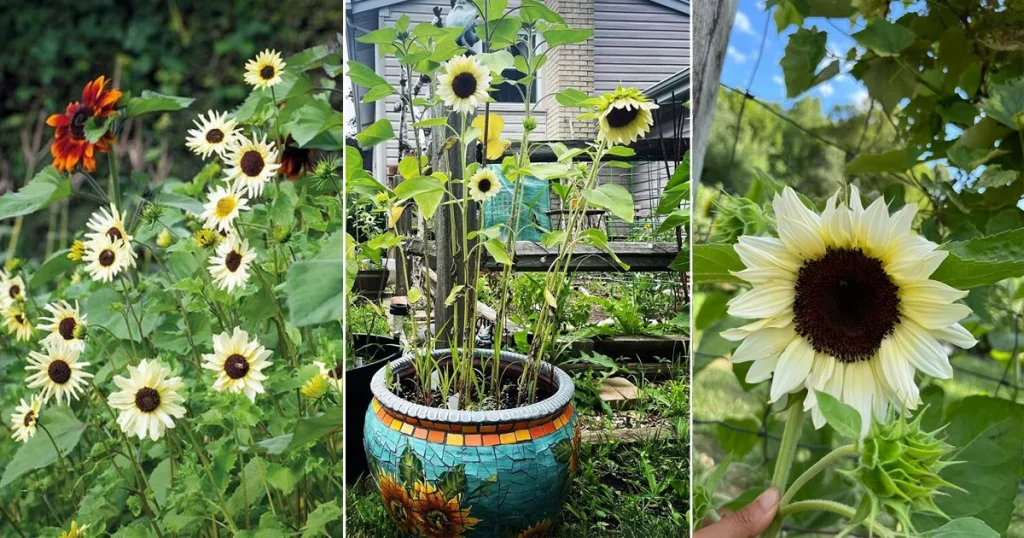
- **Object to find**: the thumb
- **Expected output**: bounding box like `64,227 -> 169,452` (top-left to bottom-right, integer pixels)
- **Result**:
696,487 -> 781,538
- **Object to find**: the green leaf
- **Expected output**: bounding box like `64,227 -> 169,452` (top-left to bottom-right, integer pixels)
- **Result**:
655,209 -> 689,235
541,230 -> 566,248
483,239 -> 512,265
29,249 -> 72,288
555,88 -> 590,107
521,0 -> 565,24
85,287 -> 163,341
149,459 -> 172,507
853,18 -> 915,57
445,285 -> 465,306
843,149 -> 918,175
582,183 -> 634,223
1,407 -> 86,488
285,99 -> 345,147
301,500 -> 343,538
607,146 -> 636,157
981,78 -> 1024,130
356,28 -> 398,45
781,27 -> 830,97
920,518 -> 1000,538
394,175 -> 445,219
355,119 -> 395,148
0,167 -> 71,220
580,228 -> 629,270
930,229 -> 1024,289
84,114 -> 116,144
855,57 -> 917,112
287,233 -> 345,327
715,418 -> 760,459
542,28 -> 592,47
521,163 -> 571,180
290,407 -> 344,449
656,157 -> 690,215
693,244 -> 745,284
124,90 -> 194,117
814,391 -> 861,438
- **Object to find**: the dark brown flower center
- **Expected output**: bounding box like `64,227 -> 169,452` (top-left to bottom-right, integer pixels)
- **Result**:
260,65 -> 275,80
106,227 -> 123,241
69,106 -> 95,140
225,251 -> 243,272
59,317 -> 77,340
134,387 -> 161,412
793,247 -> 901,363
451,72 -> 477,98
99,249 -> 116,267
23,410 -> 35,427
14,314 -> 24,324
206,128 -> 224,143
606,105 -> 640,129
48,360 -> 72,385
224,353 -> 250,379
240,150 -> 265,177
8,285 -> 19,299
476,178 -> 492,193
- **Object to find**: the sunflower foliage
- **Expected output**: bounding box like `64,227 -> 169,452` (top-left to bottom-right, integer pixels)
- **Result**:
0,43 -> 344,537
348,0 -> 665,411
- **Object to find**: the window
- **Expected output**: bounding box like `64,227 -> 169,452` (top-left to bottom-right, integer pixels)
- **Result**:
490,38 -> 538,104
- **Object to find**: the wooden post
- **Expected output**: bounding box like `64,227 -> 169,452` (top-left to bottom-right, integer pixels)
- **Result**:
692,0 -> 738,187
433,112 -> 478,347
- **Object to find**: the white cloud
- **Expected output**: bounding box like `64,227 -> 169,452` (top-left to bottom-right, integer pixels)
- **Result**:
727,46 -> 748,64
853,89 -> 871,110
818,83 -> 834,97
834,73 -> 850,83
772,75 -> 785,86
734,11 -> 755,36
756,0 -> 766,10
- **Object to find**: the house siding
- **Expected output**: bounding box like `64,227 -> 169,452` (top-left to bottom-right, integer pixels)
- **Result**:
350,9 -> 380,135
593,0 -> 690,95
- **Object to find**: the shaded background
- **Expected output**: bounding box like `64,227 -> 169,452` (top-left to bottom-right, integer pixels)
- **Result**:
0,0 -> 343,259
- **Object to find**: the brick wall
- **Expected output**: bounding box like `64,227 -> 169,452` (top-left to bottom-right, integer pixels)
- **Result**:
543,0 -> 595,140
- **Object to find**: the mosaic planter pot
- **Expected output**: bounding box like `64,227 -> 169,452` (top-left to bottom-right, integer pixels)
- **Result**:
364,349 -> 579,538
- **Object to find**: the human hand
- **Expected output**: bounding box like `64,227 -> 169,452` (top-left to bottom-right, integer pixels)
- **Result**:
694,487 -> 780,538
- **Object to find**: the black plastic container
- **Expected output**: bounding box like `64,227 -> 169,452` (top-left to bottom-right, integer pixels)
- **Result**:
345,333 -> 402,483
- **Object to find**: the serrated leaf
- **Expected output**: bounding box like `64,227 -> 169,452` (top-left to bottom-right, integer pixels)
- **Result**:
582,183 -> 634,223
693,244 -> 745,284
542,28 -> 592,47
930,229 -> 1024,288
124,91 -> 194,117
555,88 -> 590,107
853,18 -> 915,56
0,167 -> 71,220
483,239 -> 512,265
844,149 -> 918,175
815,390 -> 861,438
394,175 -> 445,219
981,78 -> 1024,130
355,119 -> 395,148
301,500 -> 343,538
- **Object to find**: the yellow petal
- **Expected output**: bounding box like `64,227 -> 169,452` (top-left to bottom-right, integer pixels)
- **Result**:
472,112 -> 505,142
485,139 -> 511,160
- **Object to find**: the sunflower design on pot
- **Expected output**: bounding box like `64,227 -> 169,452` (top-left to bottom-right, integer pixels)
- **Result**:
46,75 -> 122,173
517,519 -> 554,538
723,186 -> 976,435
413,481 -> 480,538
378,471 -> 423,534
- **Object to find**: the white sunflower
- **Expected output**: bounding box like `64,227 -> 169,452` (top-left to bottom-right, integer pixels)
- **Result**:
201,327 -> 272,402
107,359 -> 186,441
0,272 -> 26,308
82,234 -> 133,282
244,49 -> 286,90
25,339 -> 93,405
468,167 -> 501,203
9,394 -> 42,443
595,85 -> 659,146
4,304 -> 33,342
186,110 -> 240,158
437,55 -> 492,114
200,185 -> 249,233
224,135 -> 281,198
723,187 -> 976,436
85,203 -> 135,253
208,235 -> 256,292
39,300 -> 88,352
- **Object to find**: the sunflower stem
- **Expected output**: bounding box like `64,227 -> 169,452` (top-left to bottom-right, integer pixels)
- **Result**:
780,500 -> 895,538
178,422 -> 239,533
108,147 -> 121,208
781,443 -> 858,506
764,394 -> 805,538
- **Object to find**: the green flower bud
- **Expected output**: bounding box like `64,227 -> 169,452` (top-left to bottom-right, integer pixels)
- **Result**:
523,116 -> 537,132
845,412 -> 960,533
4,258 -> 23,273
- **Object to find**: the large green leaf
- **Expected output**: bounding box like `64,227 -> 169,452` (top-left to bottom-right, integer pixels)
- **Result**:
855,57 -> 917,112
355,119 -> 395,148
1,407 -> 87,488
781,27 -> 834,97
394,175 -> 445,219
920,518 -> 999,538
0,167 -> 71,220
29,248 -> 72,288
656,157 -> 690,215
843,149 -> 918,175
853,18 -> 915,57
85,287 -> 163,341
913,397 -> 1023,534
693,244 -> 745,284
583,183 -> 634,223
542,28 -> 592,47
981,78 -> 1024,130
301,500 -> 343,538
285,99 -> 345,147
287,232 -> 344,327
931,229 -> 1024,289
814,391 -> 860,439
124,90 -> 194,117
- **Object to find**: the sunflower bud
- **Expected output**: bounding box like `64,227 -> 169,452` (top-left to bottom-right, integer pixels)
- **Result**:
156,229 -> 173,248
68,241 -> 87,262
194,229 -> 220,248
301,373 -> 329,399
523,116 -> 537,132
270,223 -> 292,244
141,202 -> 165,224
845,412 -> 959,532
4,258 -> 22,273
73,322 -> 88,341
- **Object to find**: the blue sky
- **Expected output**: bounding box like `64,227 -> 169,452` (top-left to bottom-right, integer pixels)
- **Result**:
720,0 -> 871,113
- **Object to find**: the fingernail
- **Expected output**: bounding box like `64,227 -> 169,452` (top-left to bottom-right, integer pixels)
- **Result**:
756,487 -> 781,511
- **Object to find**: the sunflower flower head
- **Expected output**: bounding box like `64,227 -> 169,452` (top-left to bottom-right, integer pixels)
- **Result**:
39,300 -> 88,352
46,76 -> 122,173
68,240 -> 88,261
9,394 -> 43,443
25,339 -> 93,405
594,85 -> 659,146
224,134 -> 281,198
201,327 -> 272,402
4,304 -> 33,342
60,520 -> 90,538
845,411 -> 959,533
186,110 -> 240,158
244,49 -> 286,90
107,358 -> 186,441
437,55 -> 492,114
722,186 -> 977,436
468,167 -> 501,203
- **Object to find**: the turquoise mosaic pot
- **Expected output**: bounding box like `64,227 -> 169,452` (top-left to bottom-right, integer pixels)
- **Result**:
364,349 -> 579,538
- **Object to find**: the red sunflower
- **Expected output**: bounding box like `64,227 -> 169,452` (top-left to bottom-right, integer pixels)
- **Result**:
378,472 -> 422,534
518,519 -> 554,538
46,76 -> 122,173
278,136 -> 313,181
412,481 -> 480,538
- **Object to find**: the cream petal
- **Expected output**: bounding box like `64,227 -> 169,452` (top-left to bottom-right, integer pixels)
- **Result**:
902,301 -> 972,330
735,236 -> 802,271
774,187 -> 821,229
746,355 -> 781,384
887,203 -> 918,240
727,284 -> 795,320
770,338 -> 815,402
929,323 -> 977,349
856,197 -> 892,254
894,321 -> 953,379
901,280 -> 969,303
777,216 -> 826,260
877,337 -> 918,408
730,266 -> 797,286
841,362 -> 877,437
732,326 -> 797,364
721,315 -> 792,341
820,193 -> 854,248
